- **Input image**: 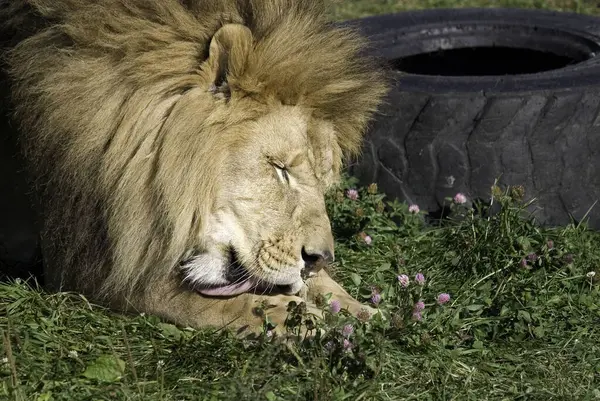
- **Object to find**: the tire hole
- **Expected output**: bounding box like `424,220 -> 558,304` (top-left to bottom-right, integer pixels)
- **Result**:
392,47 -> 585,76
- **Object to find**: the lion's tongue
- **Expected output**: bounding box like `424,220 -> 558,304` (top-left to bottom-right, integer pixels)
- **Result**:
198,280 -> 254,297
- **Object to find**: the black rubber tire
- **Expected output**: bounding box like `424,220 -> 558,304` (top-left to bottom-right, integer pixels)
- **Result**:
342,8 -> 600,229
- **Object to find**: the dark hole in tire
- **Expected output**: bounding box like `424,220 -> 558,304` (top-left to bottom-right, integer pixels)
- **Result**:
392,46 -> 583,76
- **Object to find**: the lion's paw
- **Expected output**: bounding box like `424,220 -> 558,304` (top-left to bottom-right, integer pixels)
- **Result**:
242,295 -> 324,340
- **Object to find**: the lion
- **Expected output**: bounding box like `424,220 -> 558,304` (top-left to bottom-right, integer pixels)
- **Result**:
1,0 -> 387,337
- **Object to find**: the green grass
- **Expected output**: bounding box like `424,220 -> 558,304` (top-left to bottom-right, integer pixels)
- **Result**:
2,176 -> 599,400
3,1 -> 600,400
328,0 -> 600,20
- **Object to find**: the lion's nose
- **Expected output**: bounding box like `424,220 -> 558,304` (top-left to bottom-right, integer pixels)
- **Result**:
301,247 -> 334,278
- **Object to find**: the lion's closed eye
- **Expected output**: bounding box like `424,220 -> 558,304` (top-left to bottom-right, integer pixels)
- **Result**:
272,162 -> 290,184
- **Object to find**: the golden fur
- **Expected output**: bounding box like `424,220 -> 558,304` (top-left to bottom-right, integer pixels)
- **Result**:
2,0 -> 387,335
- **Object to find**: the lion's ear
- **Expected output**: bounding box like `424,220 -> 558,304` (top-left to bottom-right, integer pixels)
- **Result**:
206,24 -> 253,99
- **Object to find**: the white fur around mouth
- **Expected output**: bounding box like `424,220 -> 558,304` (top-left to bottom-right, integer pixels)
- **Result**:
181,259 -> 304,297
181,249 -> 304,297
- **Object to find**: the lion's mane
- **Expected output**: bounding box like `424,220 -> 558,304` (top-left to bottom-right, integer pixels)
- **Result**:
2,0 -> 386,302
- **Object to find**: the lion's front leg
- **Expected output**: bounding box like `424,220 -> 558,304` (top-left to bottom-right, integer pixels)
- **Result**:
126,277 -> 323,338
301,269 -> 377,318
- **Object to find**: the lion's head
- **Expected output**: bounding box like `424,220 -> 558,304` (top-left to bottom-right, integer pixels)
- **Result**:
5,0 -> 387,301
183,102 -> 339,297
